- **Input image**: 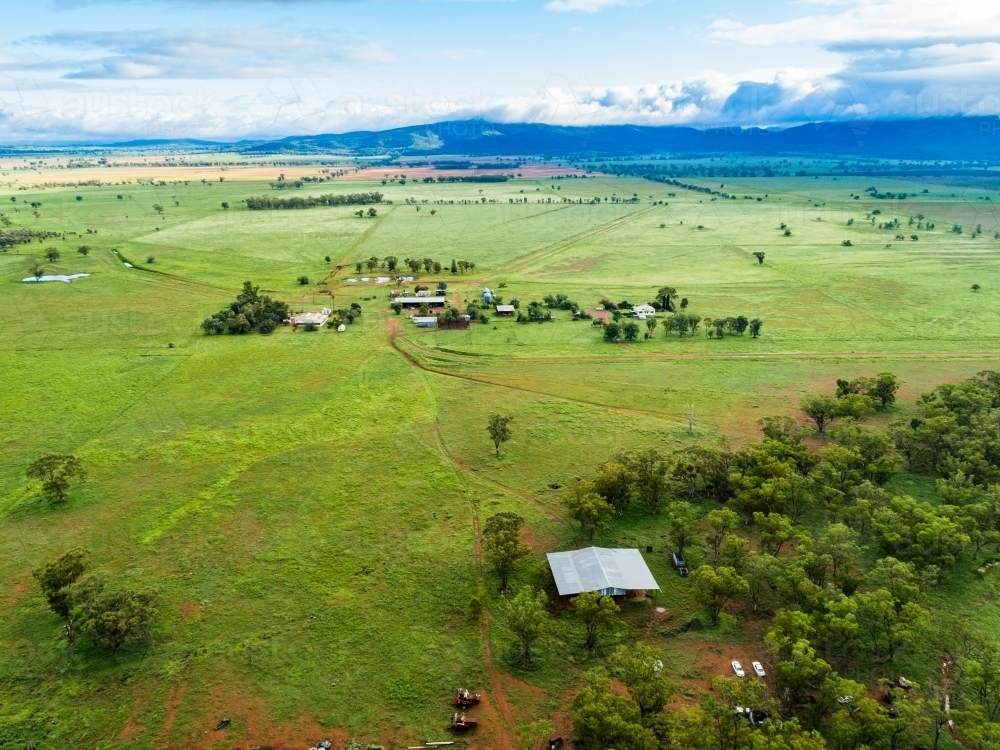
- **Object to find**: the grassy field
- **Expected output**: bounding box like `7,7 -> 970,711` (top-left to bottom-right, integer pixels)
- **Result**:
2,157 -> 1000,748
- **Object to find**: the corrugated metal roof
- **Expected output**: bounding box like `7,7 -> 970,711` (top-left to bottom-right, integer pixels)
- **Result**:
546,547 -> 660,596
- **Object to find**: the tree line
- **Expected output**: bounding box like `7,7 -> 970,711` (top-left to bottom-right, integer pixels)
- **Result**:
245,192 -> 384,210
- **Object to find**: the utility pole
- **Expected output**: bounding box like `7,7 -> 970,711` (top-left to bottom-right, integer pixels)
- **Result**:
688,404 -> 695,435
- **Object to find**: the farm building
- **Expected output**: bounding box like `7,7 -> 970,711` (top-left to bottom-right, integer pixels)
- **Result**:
396,296 -> 447,309
413,316 -> 437,328
546,547 -> 659,597
495,304 -> 515,316
631,304 -> 656,318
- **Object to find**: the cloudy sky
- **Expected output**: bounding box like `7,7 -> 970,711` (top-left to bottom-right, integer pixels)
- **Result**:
2,0 -> 1000,141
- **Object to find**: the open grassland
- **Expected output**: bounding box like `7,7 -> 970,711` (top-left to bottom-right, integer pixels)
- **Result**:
2,158 -> 1000,748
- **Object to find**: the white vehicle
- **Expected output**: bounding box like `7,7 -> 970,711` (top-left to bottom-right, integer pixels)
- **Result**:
752,661 -> 766,677
732,661 -> 745,677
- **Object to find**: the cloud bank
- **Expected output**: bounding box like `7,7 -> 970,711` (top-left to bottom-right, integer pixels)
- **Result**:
2,0 -> 1000,140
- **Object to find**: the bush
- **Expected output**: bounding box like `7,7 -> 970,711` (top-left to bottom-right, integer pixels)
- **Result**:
297,276 -> 309,285
302,322 -> 318,332
146,255 -> 155,263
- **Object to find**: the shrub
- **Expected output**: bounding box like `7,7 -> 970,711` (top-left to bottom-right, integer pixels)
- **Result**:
146,255 -> 155,263
302,322 -> 318,332
297,276 -> 309,285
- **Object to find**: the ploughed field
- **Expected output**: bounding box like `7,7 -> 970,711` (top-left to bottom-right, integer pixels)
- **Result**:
2,157 -> 1000,749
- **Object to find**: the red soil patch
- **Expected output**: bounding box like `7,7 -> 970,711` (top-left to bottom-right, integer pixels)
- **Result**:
179,601 -> 201,618
2,582 -> 28,609
116,720 -> 146,744
521,526 -> 558,554
672,636 -> 770,693
155,678 -> 343,750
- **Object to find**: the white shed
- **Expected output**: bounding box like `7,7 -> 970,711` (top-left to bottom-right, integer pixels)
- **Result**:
546,547 -> 659,597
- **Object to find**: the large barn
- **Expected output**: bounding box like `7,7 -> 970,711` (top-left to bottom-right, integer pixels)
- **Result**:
546,547 -> 660,598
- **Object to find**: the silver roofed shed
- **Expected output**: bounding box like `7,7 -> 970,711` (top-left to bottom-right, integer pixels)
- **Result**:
546,547 -> 660,597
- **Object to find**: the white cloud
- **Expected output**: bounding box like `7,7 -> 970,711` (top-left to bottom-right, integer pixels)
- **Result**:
18,28 -> 393,80
710,0 -> 1000,47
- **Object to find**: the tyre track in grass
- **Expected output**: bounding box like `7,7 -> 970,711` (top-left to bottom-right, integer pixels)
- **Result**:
434,424 -> 563,524
404,330 -> 517,741
385,312 -> 683,427
497,204 -> 659,276
396,330 -> 1000,365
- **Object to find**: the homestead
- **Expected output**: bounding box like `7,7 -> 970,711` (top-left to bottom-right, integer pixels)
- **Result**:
397,296 -> 447,309
495,304 -> 515,316
290,309 -> 331,327
412,316 -> 437,328
631,304 -> 656,318
546,547 -> 660,598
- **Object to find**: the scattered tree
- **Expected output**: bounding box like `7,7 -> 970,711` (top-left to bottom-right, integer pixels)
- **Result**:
486,413 -> 513,458
572,591 -> 622,652
27,454 -> 86,502
32,548 -> 89,619
483,512 -> 529,593
71,576 -> 156,651
500,586 -> 549,663
565,480 -> 614,539
692,565 -> 748,625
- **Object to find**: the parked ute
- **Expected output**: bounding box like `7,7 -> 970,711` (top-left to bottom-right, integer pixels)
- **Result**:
752,661 -> 766,677
672,551 -> 687,568
732,661 -> 745,677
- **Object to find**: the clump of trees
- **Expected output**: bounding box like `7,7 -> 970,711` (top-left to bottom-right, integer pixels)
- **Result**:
543,293 -> 577,310
517,301 -> 553,323
201,281 -> 290,335
800,372 -> 898,433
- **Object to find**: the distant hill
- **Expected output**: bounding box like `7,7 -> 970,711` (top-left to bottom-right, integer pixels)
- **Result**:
104,138 -> 232,148
242,118 -> 1000,161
